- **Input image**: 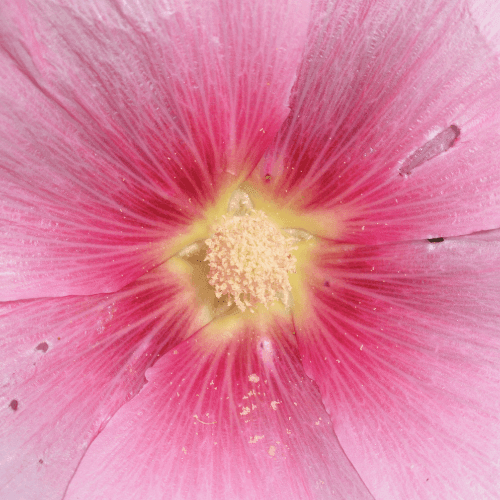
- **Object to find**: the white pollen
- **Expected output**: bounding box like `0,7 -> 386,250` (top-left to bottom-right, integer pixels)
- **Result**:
205,210 -> 297,312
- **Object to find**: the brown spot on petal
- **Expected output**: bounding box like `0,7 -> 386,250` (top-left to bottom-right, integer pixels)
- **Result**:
9,399 -> 18,411
428,237 -> 444,243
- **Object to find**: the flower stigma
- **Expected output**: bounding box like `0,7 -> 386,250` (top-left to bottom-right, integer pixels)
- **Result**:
204,208 -> 297,312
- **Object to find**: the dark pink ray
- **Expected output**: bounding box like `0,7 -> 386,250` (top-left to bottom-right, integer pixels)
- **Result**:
263,0 -> 500,243
0,0 -> 310,299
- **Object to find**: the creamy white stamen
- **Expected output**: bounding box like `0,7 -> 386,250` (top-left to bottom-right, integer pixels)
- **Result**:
205,210 -> 297,312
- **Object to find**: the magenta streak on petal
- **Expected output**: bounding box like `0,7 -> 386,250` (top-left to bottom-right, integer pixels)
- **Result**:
399,125 -> 460,176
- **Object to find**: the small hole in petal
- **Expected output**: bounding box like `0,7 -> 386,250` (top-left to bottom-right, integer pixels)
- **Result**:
36,342 -> 49,353
265,174 -> 271,183
9,399 -> 18,411
428,237 -> 444,243
400,125 -> 460,176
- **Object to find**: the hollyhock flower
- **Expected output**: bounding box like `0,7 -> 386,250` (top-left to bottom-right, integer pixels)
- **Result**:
1,0 -> 500,498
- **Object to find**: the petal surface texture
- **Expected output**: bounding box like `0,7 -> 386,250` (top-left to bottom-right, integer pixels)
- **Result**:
471,0 -> 500,54
0,264 -> 204,500
265,0 -> 500,242
0,0 -> 310,300
65,317 -> 374,500
295,234 -> 500,499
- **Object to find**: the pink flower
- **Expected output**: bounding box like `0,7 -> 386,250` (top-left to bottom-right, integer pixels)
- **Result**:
1,0 -> 500,499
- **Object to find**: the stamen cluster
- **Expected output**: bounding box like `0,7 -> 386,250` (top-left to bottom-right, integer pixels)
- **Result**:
205,210 -> 297,311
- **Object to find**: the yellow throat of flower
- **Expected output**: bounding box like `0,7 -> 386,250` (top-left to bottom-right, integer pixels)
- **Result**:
169,182 -> 322,326
204,210 -> 297,312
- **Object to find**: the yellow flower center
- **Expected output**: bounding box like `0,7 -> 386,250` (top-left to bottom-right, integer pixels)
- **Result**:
168,181 -> 329,326
205,210 -> 297,312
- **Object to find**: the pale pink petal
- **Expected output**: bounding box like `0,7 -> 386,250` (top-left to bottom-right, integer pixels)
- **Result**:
65,316 -> 373,500
295,236 -> 500,499
470,0 -> 500,54
263,0 -> 500,243
0,0 -> 310,300
0,263 -> 204,500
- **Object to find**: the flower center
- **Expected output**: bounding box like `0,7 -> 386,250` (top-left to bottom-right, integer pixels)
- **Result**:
204,210 -> 297,312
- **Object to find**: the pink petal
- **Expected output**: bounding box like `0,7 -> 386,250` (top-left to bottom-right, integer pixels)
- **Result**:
263,0 -> 500,243
470,0 -> 500,54
0,0 -> 310,300
65,316 -> 373,500
295,235 -> 500,498
0,263 -> 204,500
